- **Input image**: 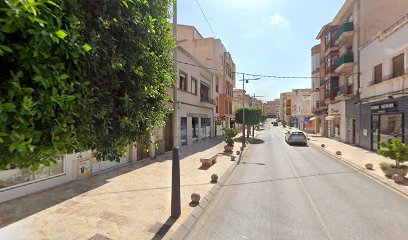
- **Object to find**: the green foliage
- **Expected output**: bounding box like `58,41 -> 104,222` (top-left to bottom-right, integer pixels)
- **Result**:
377,138 -> 408,168
224,128 -> 238,146
75,0 -> 175,161
0,0 -> 88,169
235,108 -> 263,126
0,0 -> 175,169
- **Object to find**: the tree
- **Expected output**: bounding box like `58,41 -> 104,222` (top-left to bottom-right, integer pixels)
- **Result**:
0,0 -> 175,169
377,138 -> 408,168
235,108 -> 262,138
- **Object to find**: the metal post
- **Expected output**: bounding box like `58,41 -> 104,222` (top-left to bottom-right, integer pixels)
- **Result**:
242,74 -> 246,146
171,147 -> 181,218
171,0 -> 181,218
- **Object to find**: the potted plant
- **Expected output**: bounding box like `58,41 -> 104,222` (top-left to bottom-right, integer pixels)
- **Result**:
377,138 -> 408,178
224,128 -> 238,153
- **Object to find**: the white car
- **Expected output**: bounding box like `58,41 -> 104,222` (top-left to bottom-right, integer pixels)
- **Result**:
285,131 -> 307,145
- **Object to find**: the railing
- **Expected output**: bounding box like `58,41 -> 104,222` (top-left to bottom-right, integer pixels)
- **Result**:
369,68 -> 408,86
336,53 -> 354,69
334,22 -> 354,41
200,96 -> 216,104
337,84 -> 353,95
325,65 -> 336,75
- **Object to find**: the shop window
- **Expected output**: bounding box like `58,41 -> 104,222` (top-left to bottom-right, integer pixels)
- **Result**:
0,158 -> 64,189
192,117 -> 199,143
392,53 -> 404,78
180,117 -> 187,146
380,114 -> 403,142
374,64 -> 382,84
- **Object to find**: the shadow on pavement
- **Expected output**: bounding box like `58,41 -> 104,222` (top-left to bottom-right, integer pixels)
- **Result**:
248,138 -> 265,144
0,137 -> 225,229
151,216 -> 178,240
241,162 -> 266,166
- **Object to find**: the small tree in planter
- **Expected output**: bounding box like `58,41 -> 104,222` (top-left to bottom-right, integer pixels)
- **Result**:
224,128 -> 238,153
377,138 -> 408,177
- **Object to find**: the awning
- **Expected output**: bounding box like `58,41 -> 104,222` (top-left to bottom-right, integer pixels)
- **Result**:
310,117 -> 316,121
326,116 -> 335,121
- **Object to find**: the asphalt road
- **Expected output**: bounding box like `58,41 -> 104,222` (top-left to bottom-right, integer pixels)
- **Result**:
185,123 -> 408,240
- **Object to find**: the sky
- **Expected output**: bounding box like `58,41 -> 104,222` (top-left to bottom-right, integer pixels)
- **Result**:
177,0 -> 345,101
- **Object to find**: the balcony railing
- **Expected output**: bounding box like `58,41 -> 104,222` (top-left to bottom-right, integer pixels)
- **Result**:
337,84 -> 353,95
336,53 -> 354,69
334,22 -> 354,41
325,65 -> 336,75
200,96 -> 216,104
369,68 -> 408,86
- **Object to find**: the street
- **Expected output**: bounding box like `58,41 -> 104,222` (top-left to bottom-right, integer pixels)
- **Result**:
186,124 -> 408,240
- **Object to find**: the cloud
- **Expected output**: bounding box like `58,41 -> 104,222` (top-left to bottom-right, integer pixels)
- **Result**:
268,14 -> 290,30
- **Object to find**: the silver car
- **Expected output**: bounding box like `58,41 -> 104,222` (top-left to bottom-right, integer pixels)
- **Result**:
285,131 -> 307,145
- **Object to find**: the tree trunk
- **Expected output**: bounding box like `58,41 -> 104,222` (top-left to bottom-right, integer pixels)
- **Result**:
252,125 -> 254,138
247,125 -> 250,138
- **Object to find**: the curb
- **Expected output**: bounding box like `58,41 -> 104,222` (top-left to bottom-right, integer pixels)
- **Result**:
169,144 -> 248,240
309,142 -> 408,198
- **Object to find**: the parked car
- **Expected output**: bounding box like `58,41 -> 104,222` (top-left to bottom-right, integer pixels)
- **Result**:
272,122 -> 279,126
285,131 -> 307,145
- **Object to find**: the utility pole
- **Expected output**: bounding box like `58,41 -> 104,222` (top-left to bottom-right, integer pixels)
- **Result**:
242,74 -> 245,146
171,0 -> 180,219
239,76 -> 260,144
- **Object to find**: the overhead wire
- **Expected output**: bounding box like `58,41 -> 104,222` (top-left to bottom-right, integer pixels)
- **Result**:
195,0 -> 217,38
176,60 -> 360,79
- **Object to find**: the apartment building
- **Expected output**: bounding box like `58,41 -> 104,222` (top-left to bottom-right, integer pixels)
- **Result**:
314,0 -> 408,144
293,89 -> 313,132
263,99 -> 280,118
177,25 -> 236,134
358,14 -> 408,150
160,46 -> 215,150
232,89 -> 252,115
279,92 -> 296,126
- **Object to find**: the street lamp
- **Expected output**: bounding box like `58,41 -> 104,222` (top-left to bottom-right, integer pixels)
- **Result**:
239,75 -> 260,146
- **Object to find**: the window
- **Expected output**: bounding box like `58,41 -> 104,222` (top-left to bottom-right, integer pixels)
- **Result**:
215,77 -> 219,93
374,64 -> 382,84
392,53 -> 405,78
191,78 -> 197,95
179,73 -> 187,91
216,97 -> 219,113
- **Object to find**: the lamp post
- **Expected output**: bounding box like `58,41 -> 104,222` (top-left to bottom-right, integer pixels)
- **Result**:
239,75 -> 260,146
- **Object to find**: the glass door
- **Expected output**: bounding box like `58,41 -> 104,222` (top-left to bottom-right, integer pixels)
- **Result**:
371,115 -> 379,150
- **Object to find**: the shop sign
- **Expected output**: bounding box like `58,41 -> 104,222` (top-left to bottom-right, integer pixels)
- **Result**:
370,102 -> 397,113
78,158 -> 91,177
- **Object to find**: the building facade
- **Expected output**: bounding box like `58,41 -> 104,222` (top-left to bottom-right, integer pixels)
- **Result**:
177,25 -> 236,133
358,15 -> 408,150
263,99 -> 280,118
313,0 -> 408,144
293,89 -> 313,132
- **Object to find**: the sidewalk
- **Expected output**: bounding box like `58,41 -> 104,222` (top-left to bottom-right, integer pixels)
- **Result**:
297,129 -> 408,196
0,136 -> 242,240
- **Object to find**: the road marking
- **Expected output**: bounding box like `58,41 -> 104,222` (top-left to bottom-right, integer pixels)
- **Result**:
277,138 -> 333,240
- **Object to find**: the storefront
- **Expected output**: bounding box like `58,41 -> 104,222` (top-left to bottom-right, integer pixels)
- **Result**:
327,101 -> 346,142
359,98 -> 408,150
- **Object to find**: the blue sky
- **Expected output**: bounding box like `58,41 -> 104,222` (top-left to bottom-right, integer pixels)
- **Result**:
177,0 -> 345,101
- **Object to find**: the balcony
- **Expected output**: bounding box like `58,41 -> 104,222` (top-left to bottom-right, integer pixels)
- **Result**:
369,68 -> 408,86
335,84 -> 354,101
362,69 -> 408,100
334,22 -> 354,45
325,65 -> 337,77
335,53 -> 354,73
200,96 -> 216,105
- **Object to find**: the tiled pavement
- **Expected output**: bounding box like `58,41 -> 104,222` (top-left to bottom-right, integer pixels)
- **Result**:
0,136 -> 242,240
